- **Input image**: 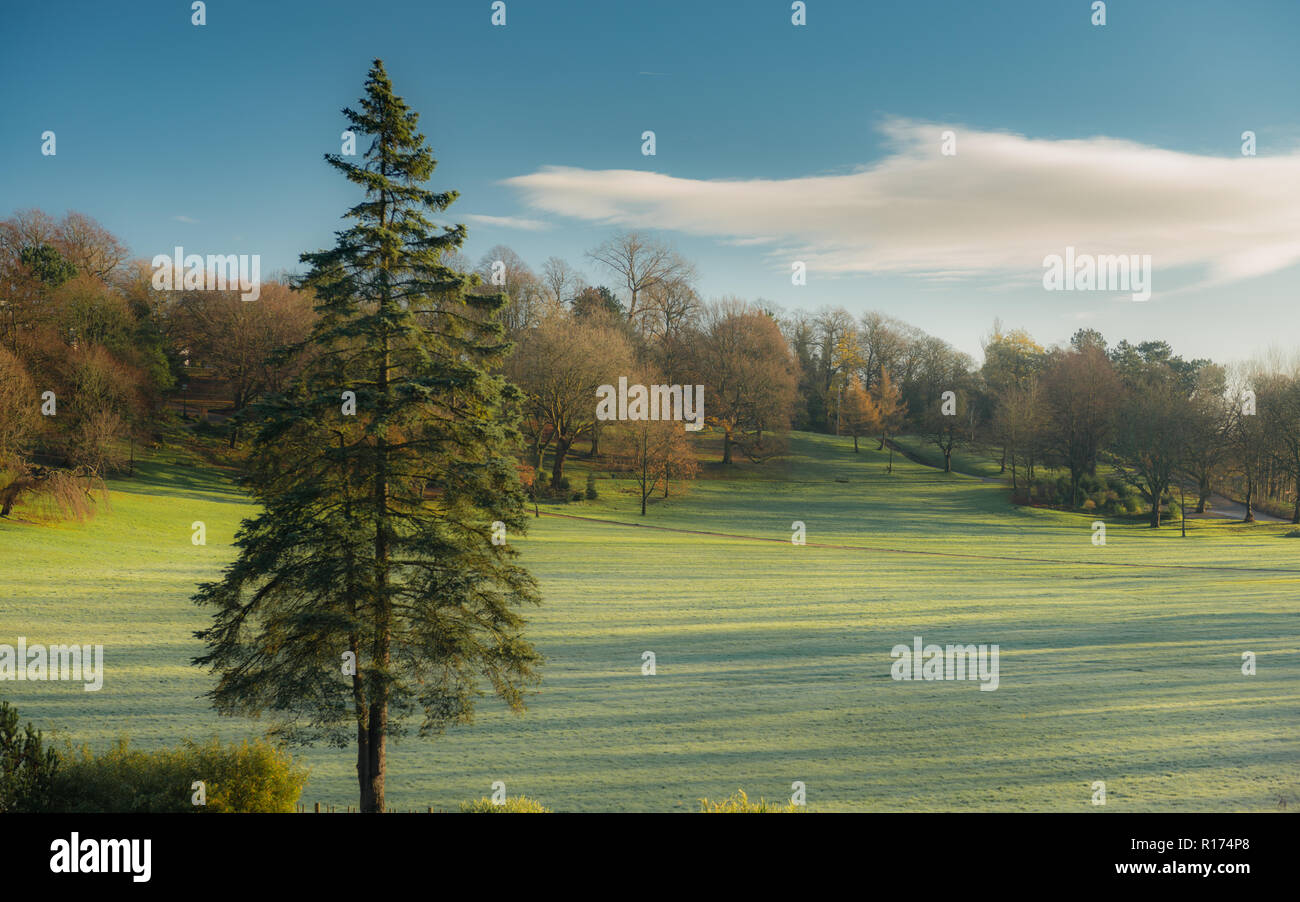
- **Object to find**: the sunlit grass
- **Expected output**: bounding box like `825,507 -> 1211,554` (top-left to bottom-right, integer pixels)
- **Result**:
3,431 -> 1296,811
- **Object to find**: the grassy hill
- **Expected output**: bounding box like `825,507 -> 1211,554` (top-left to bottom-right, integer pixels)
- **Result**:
2,431 -> 1297,811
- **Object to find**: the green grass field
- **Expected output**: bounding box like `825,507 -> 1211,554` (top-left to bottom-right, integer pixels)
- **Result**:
3,432 -> 1297,811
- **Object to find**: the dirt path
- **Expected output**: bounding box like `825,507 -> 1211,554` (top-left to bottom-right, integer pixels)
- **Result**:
1185,494 -> 1287,523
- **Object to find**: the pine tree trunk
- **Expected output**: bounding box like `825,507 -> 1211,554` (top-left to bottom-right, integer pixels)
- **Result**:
367,181 -> 393,814
365,697 -> 386,811
356,711 -> 370,808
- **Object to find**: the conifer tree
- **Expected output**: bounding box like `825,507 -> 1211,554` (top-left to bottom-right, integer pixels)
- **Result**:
193,61 -> 541,813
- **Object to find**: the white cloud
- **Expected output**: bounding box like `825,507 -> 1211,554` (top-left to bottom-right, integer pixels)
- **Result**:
462,213 -> 551,232
172,215 -> 199,224
503,119 -> 1300,286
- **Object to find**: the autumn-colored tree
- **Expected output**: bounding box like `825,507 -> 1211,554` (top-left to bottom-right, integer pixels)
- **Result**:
611,418 -> 697,515
982,322 -> 1045,471
840,374 -> 880,452
506,307 -> 634,487
170,280 -> 316,445
872,368 -> 906,472
692,299 -> 798,464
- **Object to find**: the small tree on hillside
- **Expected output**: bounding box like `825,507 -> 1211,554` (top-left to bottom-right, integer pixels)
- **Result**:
920,388 -> 970,473
841,374 -> 880,453
872,369 -> 906,472
611,419 -> 696,515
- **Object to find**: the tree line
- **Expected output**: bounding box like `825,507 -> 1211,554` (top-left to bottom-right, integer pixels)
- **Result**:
5,205 -> 1298,528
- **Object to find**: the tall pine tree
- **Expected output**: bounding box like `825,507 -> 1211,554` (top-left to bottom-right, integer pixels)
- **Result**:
193,60 -> 541,813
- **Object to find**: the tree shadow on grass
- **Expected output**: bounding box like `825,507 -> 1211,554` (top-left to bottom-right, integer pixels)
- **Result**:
106,458 -> 246,505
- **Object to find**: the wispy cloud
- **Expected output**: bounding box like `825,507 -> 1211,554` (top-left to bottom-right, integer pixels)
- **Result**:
504,119 -> 1300,287
172,215 -> 199,224
462,213 -> 551,232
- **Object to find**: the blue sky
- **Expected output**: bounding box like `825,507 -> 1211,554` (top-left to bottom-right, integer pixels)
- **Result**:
3,0 -> 1298,362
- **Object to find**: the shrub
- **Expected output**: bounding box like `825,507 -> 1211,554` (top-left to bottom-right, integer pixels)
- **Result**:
699,789 -> 802,813
1284,528 -> 1300,538
0,701 -> 60,812
1081,499 -> 1096,511
458,796 -> 550,813
585,472 -> 598,500
45,737 -> 307,813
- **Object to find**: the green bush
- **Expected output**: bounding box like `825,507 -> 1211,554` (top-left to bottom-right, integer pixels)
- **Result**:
585,472 -> 598,500
0,701 -> 60,813
699,789 -> 803,813
45,737 -> 308,813
1021,472 -> 1148,514
458,796 -> 550,813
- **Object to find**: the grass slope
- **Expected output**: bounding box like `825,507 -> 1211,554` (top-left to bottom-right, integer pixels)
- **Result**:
2,433 -> 1297,811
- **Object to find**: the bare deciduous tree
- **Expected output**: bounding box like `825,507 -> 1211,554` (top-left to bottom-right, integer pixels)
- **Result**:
611,416 -> 697,515
540,256 -> 584,311
587,231 -> 695,323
